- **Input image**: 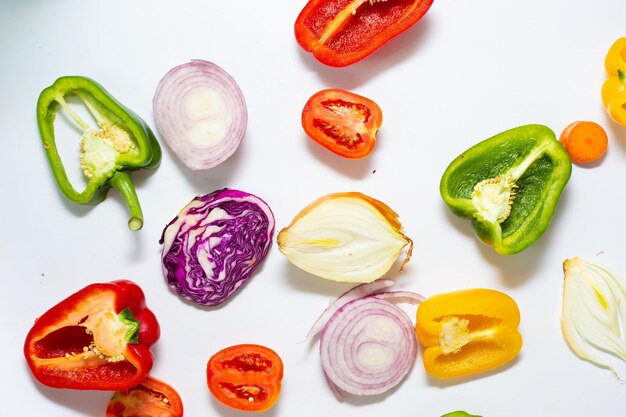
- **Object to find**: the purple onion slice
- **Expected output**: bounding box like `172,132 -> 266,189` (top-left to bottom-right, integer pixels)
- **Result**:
319,297 -> 418,397
306,279 -> 395,341
160,188 -> 274,306
153,59 -> 247,170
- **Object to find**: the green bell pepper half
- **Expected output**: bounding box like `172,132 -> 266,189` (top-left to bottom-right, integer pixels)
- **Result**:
37,76 -> 161,231
440,124 -> 571,255
440,412 -> 482,417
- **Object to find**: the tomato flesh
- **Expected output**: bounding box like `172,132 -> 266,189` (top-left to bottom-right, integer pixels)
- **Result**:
312,118 -> 364,149
220,382 -> 268,402
221,352 -> 273,372
302,89 -> 382,159
207,344 -> 283,412
106,376 -> 183,417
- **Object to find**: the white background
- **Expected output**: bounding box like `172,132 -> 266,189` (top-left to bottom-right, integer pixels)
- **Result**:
1,0 -> 625,416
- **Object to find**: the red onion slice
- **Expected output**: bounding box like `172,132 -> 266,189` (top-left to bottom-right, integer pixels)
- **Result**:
319,297 -> 418,397
306,279 -> 395,341
153,59 -> 247,170
370,291 -> 425,304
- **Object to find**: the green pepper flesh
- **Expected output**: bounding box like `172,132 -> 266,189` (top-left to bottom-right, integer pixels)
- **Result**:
37,76 -> 161,231
440,124 -> 571,255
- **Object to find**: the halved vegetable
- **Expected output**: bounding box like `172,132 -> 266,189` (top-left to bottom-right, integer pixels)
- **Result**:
302,89 -> 382,159
277,192 -> 413,283
206,344 -> 283,412
562,257 -> 626,380
416,288 -> 522,378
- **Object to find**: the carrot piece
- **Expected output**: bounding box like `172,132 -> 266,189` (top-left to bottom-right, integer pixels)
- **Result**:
559,121 -> 608,164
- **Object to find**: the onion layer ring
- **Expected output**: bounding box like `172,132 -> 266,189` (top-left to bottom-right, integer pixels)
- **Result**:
153,59 -> 247,170
319,297 -> 418,397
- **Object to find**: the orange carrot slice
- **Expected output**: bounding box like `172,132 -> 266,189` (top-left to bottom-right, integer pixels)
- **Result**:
559,121 -> 608,164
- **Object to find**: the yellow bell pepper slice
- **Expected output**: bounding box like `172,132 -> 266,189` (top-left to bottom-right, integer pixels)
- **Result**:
415,288 -> 522,378
601,38 -> 626,126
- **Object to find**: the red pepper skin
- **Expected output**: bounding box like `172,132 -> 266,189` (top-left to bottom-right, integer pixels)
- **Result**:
23,280 -> 159,390
113,280 -> 160,346
294,0 -> 434,67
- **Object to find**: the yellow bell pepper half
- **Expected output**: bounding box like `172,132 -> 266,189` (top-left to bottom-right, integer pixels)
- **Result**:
415,289 -> 522,378
601,38 -> 626,126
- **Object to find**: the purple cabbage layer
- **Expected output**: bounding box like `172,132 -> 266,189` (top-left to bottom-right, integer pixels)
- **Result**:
160,189 -> 275,306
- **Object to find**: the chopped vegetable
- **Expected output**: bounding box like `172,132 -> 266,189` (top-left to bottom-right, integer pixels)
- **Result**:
302,89 -> 382,159
440,124 -> 571,255
295,0 -> 434,67
106,376 -> 183,417
206,344 -> 283,412
415,288 -> 522,378
601,38 -> 626,126
160,189 -> 274,307
562,257 -> 626,380
440,412 -> 482,417
23,280 -> 160,390
37,76 -> 161,231
153,60 -> 247,170
310,280 -> 424,399
277,192 -> 413,283
559,121 -> 608,164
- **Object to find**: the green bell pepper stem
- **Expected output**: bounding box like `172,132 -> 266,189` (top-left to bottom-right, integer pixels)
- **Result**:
109,171 -> 143,231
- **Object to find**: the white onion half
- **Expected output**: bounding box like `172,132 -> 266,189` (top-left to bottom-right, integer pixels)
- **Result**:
153,59 -> 247,170
278,192 -> 413,283
562,257 -> 626,380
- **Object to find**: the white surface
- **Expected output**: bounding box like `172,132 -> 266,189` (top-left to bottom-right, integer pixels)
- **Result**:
1,0 -> 625,416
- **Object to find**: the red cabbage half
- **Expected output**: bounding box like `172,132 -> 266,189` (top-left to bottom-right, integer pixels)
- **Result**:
160,189 -> 275,306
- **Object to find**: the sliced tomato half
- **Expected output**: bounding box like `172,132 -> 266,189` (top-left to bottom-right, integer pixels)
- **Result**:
106,376 -> 183,417
302,88 -> 382,159
206,344 -> 283,412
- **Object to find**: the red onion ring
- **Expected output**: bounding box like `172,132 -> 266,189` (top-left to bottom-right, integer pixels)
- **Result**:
370,291 -> 425,304
306,280 -> 424,341
306,279 -> 395,341
153,59 -> 247,170
319,297 -> 418,397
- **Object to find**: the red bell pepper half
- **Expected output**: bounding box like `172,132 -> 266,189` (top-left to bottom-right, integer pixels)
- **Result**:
294,0 -> 434,67
24,280 -> 160,390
